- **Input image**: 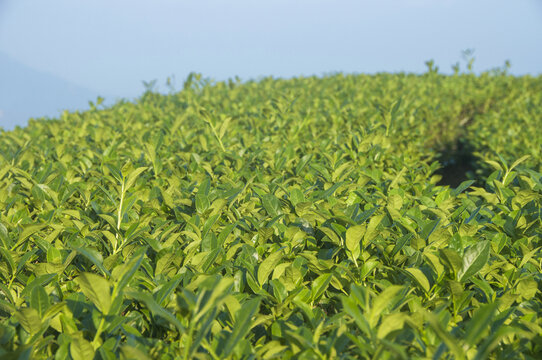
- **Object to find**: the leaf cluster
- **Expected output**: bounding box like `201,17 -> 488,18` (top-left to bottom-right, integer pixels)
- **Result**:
0,70 -> 541,359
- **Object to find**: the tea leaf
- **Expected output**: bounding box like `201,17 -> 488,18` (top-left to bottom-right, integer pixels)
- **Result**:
346,225 -> 365,254
258,249 -> 284,286
404,268 -> 431,293
1,67 -> 541,359
458,241 -> 490,282
30,286 -> 50,317
74,273 -> 112,314
222,298 -> 261,357
15,308 -> 42,335
70,335 -> 95,360
464,302 -> 498,347
125,290 -> 185,333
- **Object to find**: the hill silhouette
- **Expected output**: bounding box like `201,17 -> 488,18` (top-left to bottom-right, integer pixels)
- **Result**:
0,52 -> 108,130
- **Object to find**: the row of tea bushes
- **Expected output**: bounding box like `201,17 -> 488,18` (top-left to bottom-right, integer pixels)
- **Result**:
0,71 -> 540,358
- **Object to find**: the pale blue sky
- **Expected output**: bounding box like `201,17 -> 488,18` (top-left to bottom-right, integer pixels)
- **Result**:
1,0 -> 541,129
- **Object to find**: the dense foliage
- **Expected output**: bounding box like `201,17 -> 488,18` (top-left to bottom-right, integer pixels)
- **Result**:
0,70 -> 541,359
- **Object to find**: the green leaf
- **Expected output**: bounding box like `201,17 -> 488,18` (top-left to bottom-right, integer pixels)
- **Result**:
458,241 -> 490,282
341,292 -> 372,337
74,273 -> 112,314
195,193 -> 210,214
319,226 -> 341,245
222,298 -> 261,357
71,246 -> 111,277
464,302 -> 498,347
0,247 -> 15,276
14,224 -> 47,249
290,188 -> 305,207
346,225 -> 365,254
389,234 -> 411,258
0,222 -> 11,247
125,290 -> 185,333
310,273 -> 332,302
440,248 -> 463,278
425,311 -> 465,359
70,334 -> 95,360
318,181 -> 344,200
258,249 -> 284,286
192,277 -> 234,322
30,286 -> 50,317
377,312 -> 408,339
20,274 -> 57,297
424,252 -> 445,278
197,177 -> 211,196
360,260 -> 380,280
387,193 -> 403,211
452,180 -> 475,196
125,167 -> 147,190
295,154 -> 312,175
120,345 -> 152,360
517,279 -> 538,300
365,214 -> 384,242
113,247 -> 146,295
154,274 -> 183,306
404,268 -> 431,294
46,246 -> 62,264
15,307 -> 42,335
262,194 -> 281,217
219,116 -> 232,139
106,163 -> 123,182
509,155 -> 530,171
371,286 -> 403,326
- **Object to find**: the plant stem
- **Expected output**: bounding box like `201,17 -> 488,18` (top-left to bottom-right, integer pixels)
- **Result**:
115,179 -> 125,252
92,316 -> 106,348
205,121 -> 226,152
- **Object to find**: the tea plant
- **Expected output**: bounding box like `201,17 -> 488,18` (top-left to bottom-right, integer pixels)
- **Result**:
0,70 -> 540,359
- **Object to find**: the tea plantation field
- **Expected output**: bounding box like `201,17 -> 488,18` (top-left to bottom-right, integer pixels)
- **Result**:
0,71 -> 541,359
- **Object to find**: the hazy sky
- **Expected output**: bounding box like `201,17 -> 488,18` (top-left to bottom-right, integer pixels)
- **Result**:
1,0 -> 541,98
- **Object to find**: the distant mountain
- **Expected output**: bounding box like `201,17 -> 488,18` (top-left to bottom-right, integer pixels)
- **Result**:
0,52 -> 109,131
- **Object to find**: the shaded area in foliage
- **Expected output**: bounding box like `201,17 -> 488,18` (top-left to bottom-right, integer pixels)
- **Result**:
436,139 -> 480,188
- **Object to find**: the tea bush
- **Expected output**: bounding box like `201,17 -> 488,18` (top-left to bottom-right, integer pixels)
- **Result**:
0,71 -> 540,359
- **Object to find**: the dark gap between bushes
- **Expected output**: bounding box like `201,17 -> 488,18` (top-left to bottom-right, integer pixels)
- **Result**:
436,138 -> 480,188
434,101 -> 497,188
